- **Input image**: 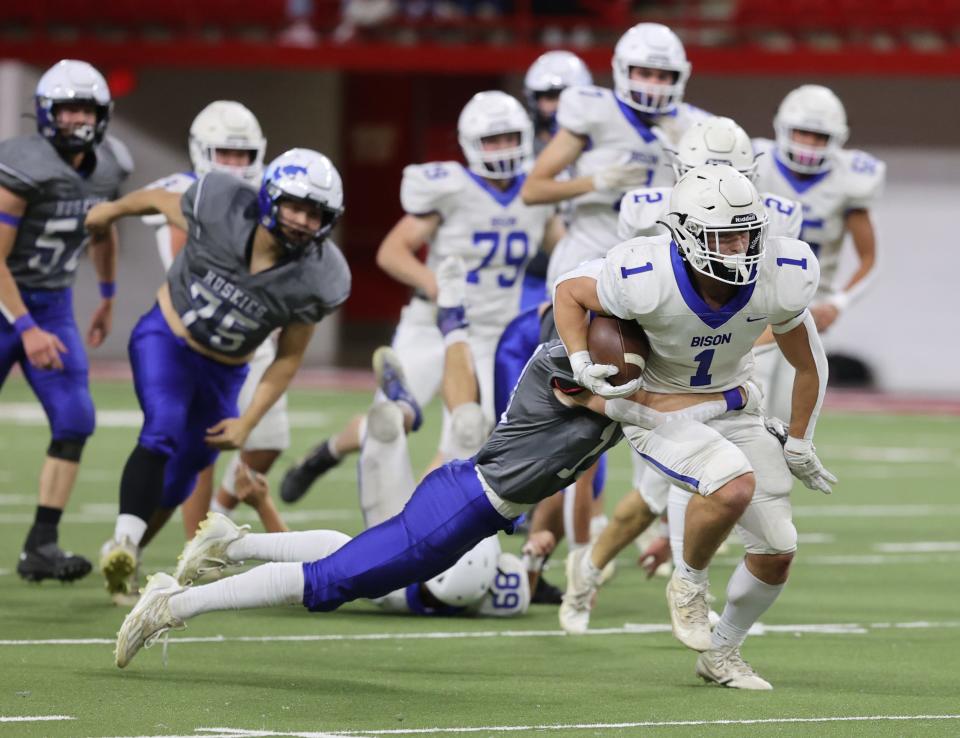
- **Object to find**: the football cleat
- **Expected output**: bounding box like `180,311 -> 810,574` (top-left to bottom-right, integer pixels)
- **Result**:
100,536 -> 139,602
280,440 -> 341,504
175,512 -> 249,586
373,346 -> 422,432
531,575 -> 563,605
559,547 -> 601,635
666,569 -> 712,652
696,646 -> 773,690
17,543 -> 92,583
115,572 -> 185,669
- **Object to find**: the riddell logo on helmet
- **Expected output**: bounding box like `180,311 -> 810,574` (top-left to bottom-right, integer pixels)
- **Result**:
731,214 -> 757,223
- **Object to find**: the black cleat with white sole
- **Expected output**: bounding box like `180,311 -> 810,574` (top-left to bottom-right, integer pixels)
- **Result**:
280,440 -> 341,504
17,543 -> 92,583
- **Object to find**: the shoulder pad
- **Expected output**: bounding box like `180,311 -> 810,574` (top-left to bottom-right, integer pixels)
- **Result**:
476,553 -> 530,618
762,237 -> 820,315
617,187 -> 671,240
761,192 -> 803,240
296,240 -> 352,321
399,161 -> 464,217
556,85 -> 614,137
0,135 -> 54,196
103,135 -> 134,176
835,149 -> 886,208
182,171 -> 252,229
596,237 -> 669,320
654,103 -> 712,146
752,137 -> 776,157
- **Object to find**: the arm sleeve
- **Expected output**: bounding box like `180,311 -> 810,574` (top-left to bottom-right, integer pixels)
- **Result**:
845,152 -> 886,211
0,142 -> 39,199
556,85 -> 599,137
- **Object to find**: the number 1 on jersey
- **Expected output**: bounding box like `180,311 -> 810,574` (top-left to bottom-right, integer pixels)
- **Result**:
690,348 -> 714,387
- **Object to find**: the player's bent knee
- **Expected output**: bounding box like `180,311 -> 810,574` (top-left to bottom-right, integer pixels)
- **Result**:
47,437 -> 86,463
367,401 -> 405,443
444,402 -> 487,459
745,551 -> 795,584
711,472 -> 755,515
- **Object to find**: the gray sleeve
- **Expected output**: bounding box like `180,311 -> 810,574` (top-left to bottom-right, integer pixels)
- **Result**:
180,179 -> 202,233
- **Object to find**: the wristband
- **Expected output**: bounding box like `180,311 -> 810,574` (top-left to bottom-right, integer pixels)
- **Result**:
723,387 -> 745,412
99,281 -> 116,299
13,314 -> 37,336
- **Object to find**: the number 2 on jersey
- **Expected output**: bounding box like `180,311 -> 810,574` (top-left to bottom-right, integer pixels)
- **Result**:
466,231 -> 529,288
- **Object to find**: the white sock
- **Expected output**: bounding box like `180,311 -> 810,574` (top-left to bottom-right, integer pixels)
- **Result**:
209,498 -> 234,518
667,487 -> 693,569
114,514 -> 147,547
320,438 -> 338,461
711,560 -> 784,650
226,530 -> 351,563
583,546 -> 603,583
676,557 -> 709,587
169,562 -> 304,621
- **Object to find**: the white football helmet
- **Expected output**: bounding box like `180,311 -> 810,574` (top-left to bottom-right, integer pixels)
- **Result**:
774,85 -> 849,175
666,165 -> 768,285
612,23 -> 690,115
425,536 -> 501,607
523,50 -> 593,108
672,116 -> 758,181
457,91 -> 533,180
258,148 -> 344,253
35,59 -> 112,153
189,101 -> 267,185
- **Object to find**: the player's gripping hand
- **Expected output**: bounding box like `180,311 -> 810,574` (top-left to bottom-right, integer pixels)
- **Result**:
205,418 -> 251,451
233,461 -> 269,507
569,351 -> 641,399
21,326 -> 67,371
638,535 -> 671,579
592,163 -> 652,194
783,436 -> 837,494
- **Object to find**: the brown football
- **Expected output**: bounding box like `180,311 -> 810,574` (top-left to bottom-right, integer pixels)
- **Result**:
587,315 -> 650,386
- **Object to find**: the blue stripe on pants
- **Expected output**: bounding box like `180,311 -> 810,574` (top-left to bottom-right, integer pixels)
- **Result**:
302,459 -> 513,612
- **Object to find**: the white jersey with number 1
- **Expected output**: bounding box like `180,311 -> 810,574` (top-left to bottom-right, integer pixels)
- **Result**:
590,234 -> 819,394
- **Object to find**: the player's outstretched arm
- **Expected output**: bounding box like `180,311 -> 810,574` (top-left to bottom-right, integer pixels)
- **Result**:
375,213 -> 441,300
85,188 -> 185,236
86,224 -> 118,348
0,186 -> 67,370
773,311 -> 837,494
205,323 -> 314,451
520,129 -> 593,205
812,208 -> 878,332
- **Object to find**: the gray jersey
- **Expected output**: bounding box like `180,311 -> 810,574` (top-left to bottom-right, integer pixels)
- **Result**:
0,134 -> 132,289
476,340 -> 622,505
167,172 -> 351,358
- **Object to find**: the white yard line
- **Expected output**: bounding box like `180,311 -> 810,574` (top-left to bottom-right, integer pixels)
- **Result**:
0,715 -> 74,723
875,541 -> 960,552
3,620 -> 959,648
191,714 -> 960,736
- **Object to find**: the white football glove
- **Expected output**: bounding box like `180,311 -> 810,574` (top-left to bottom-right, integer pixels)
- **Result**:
569,350 -> 641,399
783,436 -> 837,495
592,163 -> 652,194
